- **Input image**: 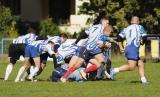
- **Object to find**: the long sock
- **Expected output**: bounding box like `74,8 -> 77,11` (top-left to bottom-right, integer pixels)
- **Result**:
21,72 -> 29,80
15,66 -> 25,81
30,67 -> 39,78
63,66 -> 76,79
84,65 -> 98,73
113,68 -> 119,74
30,66 -> 35,75
96,66 -> 103,79
4,63 -> 13,80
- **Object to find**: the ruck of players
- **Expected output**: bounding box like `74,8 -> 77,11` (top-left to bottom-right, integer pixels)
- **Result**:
3,16 -> 149,84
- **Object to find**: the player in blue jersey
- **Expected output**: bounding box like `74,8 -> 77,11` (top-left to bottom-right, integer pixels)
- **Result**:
110,16 -> 148,84
4,31 -> 37,81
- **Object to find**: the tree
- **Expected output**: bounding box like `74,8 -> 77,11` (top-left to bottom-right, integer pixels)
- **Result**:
39,17 -> 60,36
0,5 -> 18,39
79,0 -> 160,34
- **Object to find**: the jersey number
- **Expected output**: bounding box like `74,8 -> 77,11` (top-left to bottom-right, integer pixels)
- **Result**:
91,27 -> 98,33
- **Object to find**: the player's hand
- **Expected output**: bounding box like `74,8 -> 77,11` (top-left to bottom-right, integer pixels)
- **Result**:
105,42 -> 111,48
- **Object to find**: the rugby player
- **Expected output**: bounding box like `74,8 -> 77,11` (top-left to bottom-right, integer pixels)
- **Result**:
4,31 -> 37,81
110,16 -> 148,84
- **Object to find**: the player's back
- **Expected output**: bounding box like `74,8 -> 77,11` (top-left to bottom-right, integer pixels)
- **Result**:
58,45 -> 78,58
29,40 -> 45,47
46,36 -> 61,46
122,24 -> 146,47
13,33 -> 37,44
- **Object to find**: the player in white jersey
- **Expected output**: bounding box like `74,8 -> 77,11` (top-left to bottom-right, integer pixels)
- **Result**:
60,19 -> 113,82
110,16 -> 148,84
4,32 -> 37,81
46,34 -> 68,68
57,45 -> 79,66
14,39 -> 55,82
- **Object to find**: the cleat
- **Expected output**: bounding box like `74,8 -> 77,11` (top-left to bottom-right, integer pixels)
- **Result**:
15,79 -> 19,83
20,78 -> 25,82
80,70 -> 87,80
142,81 -> 149,85
28,75 -> 34,81
60,77 -> 67,83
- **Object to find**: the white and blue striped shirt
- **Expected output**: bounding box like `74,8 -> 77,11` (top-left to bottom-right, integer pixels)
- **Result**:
85,24 -> 104,51
57,45 -> 78,64
13,33 -> 37,44
119,24 -> 147,47
29,40 -> 55,56
45,36 -> 61,46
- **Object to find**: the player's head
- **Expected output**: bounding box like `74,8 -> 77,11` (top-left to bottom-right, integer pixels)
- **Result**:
100,17 -> 109,27
48,39 -> 55,47
103,25 -> 113,36
59,33 -> 68,43
131,16 -> 140,24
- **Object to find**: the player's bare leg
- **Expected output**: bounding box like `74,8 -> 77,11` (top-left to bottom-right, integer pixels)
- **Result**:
68,56 -> 79,67
138,60 -> 147,83
60,57 -> 84,82
28,57 -> 40,81
110,60 -> 137,80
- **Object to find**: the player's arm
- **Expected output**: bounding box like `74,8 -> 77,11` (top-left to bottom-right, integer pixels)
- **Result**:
117,33 -> 125,53
47,44 -> 56,57
139,25 -> 147,45
98,40 -> 111,49
117,28 -> 126,52
107,37 -> 119,45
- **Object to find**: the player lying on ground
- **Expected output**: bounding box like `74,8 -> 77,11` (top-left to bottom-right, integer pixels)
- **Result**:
110,16 -> 148,84
52,64 -> 85,82
52,44 -> 111,82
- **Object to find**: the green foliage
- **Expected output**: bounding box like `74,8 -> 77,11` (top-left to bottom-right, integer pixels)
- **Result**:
0,5 -> 18,39
79,0 -> 160,34
39,17 -> 60,36
0,5 -> 12,31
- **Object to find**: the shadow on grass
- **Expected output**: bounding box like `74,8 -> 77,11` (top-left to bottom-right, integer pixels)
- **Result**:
0,77 -> 4,80
130,80 -> 141,83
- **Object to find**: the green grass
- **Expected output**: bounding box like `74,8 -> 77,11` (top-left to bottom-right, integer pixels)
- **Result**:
0,57 -> 160,97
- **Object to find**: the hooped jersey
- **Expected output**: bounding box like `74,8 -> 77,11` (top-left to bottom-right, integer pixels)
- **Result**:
119,24 -> 147,47
45,36 -> 61,46
85,24 -> 104,51
57,45 -> 78,64
13,33 -> 37,44
29,40 -> 55,56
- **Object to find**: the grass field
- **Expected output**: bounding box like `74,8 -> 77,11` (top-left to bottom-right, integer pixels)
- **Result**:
0,56 -> 160,97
